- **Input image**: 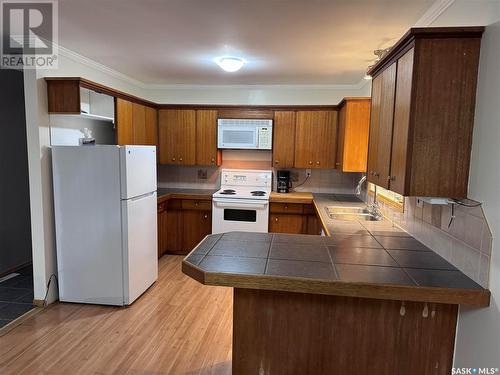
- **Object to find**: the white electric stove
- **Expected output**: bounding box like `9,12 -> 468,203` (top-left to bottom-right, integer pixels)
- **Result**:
212,169 -> 273,234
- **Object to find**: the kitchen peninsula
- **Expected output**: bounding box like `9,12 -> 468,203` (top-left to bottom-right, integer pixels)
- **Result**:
183,228 -> 490,375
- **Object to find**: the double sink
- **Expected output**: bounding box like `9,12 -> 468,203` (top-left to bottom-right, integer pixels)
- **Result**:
324,206 -> 382,221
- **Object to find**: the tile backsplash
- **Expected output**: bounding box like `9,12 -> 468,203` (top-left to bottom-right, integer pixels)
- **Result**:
157,149 -> 361,194
369,194 -> 492,288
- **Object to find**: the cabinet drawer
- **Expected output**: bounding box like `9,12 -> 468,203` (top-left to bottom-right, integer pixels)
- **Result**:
181,199 -> 212,211
167,199 -> 181,210
269,203 -> 303,214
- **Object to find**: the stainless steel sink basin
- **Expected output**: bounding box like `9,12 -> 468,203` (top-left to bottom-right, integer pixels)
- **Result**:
324,206 -> 382,221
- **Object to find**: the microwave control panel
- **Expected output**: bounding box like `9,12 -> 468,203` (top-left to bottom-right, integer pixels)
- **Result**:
257,127 -> 272,150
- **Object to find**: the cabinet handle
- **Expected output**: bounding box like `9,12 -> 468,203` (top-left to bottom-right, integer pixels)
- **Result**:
195,201 -> 199,206
275,217 -> 279,222
335,162 -> 341,166
204,214 -> 208,219
316,161 -> 320,166
274,160 -> 279,165
171,157 -> 176,162
374,172 -> 380,177
308,161 -> 313,165
179,157 -> 183,162
388,176 -> 395,181
284,205 -> 288,209
211,157 -> 215,163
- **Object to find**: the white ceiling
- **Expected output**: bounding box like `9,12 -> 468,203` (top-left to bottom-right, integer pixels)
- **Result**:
58,0 -> 435,85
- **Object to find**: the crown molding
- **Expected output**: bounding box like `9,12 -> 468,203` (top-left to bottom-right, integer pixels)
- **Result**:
414,0 -> 456,27
57,44 -> 369,93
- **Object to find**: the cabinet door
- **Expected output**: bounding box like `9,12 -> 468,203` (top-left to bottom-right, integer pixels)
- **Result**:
116,98 -> 134,145
376,63 -> 397,189
269,214 -> 303,234
159,109 -> 196,165
166,209 -> 183,254
295,111 -> 337,168
273,111 -> 296,168
196,110 -> 218,166
389,48 -> 414,195
182,210 -> 212,253
367,75 -> 382,184
132,103 -> 146,145
339,100 -> 371,172
367,63 -> 397,188
144,106 -> 158,146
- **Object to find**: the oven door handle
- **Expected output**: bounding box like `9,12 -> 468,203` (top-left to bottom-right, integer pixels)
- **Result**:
213,201 -> 268,210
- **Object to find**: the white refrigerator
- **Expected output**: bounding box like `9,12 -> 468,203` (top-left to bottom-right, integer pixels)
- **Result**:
52,145 -> 158,306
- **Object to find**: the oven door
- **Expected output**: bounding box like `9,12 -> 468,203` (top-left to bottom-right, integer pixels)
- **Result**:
212,198 -> 269,234
217,126 -> 258,149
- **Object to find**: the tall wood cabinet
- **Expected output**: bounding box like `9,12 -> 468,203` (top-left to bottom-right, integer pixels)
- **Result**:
366,27 -> 484,198
336,98 -> 371,172
294,111 -> 338,168
116,98 -> 158,146
273,111 -> 296,168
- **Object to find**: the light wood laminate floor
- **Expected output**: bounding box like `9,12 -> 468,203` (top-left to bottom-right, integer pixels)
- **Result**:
0,256 -> 233,375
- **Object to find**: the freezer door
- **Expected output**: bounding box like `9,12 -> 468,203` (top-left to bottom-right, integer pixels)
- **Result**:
120,145 -> 157,199
122,191 -> 158,305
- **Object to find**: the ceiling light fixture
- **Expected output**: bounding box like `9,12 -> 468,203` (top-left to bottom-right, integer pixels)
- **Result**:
214,56 -> 246,72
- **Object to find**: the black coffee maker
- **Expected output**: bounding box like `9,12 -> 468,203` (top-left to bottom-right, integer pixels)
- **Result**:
277,170 -> 292,193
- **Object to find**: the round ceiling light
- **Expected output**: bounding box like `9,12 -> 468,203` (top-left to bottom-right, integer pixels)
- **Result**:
214,56 -> 246,72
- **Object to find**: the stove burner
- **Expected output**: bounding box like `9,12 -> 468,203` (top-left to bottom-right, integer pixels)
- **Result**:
251,191 -> 266,196
220,189 -> 236,195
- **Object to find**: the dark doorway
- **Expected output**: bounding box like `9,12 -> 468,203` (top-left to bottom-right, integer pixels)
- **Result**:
0,68 -> 35,328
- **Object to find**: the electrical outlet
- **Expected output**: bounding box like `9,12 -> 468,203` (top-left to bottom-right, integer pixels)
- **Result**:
305,169 -> 312,178
416,198 -> 424,208
197,169 -> 208,180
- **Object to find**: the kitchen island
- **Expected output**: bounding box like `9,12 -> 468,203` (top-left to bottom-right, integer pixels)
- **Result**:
183,230 -> 490,375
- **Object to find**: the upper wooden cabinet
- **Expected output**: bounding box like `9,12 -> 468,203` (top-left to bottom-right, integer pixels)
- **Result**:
295,111 -> 337,169
336,98 -> 371,172
158,109 -> 196,165
196,110 -> 219,166
366,27 -> 484,198
116,98 -> 157,146
273,111 -> 296,168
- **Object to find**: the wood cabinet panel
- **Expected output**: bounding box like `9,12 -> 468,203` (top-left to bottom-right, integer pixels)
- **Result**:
367,75 -> 382,185
46,80 -> 81,113
196,110 -> 218,166
159,109 -> 196,165
390,48 -> 414,195
166,209 -> 183,255
295,111 -> 337,168
116,98 -> 134,145
182,210 -> 211,253
144,106 -> 158,146
337,99 -> 371,172
132,103 -> 146,144
269,203 -> 303,215
181,199 -> 212,211
157,205 -> 168,258
269,214 -> 304,234
273,111 -> 296,168
376,63 -> 397,189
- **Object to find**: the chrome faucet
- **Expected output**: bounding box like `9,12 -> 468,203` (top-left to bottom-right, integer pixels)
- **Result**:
355,175 -> 367,195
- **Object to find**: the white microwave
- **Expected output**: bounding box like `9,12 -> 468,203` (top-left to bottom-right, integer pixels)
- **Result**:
217,119 -> 273,150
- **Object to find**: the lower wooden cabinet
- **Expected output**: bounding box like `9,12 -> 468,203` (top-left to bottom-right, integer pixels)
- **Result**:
157,198 -> 212,256
268,203 -> 322,235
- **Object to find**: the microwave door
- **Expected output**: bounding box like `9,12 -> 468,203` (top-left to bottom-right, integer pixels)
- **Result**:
218,127 -> 258,149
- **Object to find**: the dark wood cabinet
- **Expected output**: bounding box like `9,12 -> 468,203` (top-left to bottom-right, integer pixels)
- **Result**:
295,111 -> 337,169
158,198 -> 212,256
366,27 -> 484,198
117,99 -> 158,146
195,110 -> 219,166
272,111 -> 296,168
158,109 -> 197,165
336,98 -> 371,172
268,203 -> 321,235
